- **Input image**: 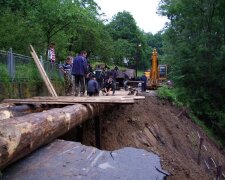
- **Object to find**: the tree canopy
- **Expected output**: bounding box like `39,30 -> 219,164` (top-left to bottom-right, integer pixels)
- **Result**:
159,0 -> 225,142
0,1 -> 163,67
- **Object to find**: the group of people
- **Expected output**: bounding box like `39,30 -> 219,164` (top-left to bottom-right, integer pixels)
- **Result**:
49,43 -> 147,96
59,50 -> 117,97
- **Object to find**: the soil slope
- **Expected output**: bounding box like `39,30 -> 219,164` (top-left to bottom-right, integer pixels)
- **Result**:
83,93 -> 225,180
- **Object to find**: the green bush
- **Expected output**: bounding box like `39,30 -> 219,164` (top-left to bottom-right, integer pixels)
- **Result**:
157,86 -> 183,106
0,63 -> 10,83
0,61 -> 64,98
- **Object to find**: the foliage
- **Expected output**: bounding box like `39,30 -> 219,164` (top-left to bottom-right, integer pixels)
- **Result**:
106,11 -> 159,70
189,113 -> 224,146
0,63 -> 10,83
159,0 -> 225,144
157,86 -> 183,106
0,0 -> 113,62
0,11 -> 42,54
15,62 -> 41,82
145,32 -> 164,55
0,0 -> 163,69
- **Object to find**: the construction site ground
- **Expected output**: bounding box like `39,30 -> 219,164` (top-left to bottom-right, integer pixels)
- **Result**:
1,90 -> 225,179
81,90 -> 225,180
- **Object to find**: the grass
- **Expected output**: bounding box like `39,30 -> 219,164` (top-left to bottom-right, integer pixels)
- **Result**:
157,86 -> 183,106
0,63 -> 10,83
0,61 -> 64,98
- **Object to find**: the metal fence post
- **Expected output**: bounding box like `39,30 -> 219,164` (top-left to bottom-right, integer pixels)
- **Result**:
7,48 -> 15,79
58,61 -> 63,78
40,55 -> 44,67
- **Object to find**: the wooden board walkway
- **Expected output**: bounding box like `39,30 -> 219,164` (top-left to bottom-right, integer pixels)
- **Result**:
3,95 -> 145,105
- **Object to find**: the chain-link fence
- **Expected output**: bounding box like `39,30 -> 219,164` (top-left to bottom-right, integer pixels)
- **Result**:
0,49 -> 64,99
0,48 -> 63,80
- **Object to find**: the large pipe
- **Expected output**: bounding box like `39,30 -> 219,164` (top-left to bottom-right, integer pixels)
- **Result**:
0,103 -> 104,170
0,104 -> 46,120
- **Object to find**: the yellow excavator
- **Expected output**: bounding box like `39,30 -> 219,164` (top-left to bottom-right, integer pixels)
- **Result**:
144,48 -> 167,89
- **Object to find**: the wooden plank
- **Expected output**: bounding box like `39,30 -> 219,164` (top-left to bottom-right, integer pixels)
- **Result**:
31,95 -> 145,100
30,45 -> 57,97
3,98 -> 135,104
30,46 -> 55,95
30,49 -> 57,97
30,51 -> 56,97
2,100 -> 135,104
3,95 -> 145,105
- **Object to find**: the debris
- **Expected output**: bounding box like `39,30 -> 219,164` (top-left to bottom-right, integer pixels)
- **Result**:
155,166 -> 170,176
204,160 -> 210,170
209,157 -> 217,168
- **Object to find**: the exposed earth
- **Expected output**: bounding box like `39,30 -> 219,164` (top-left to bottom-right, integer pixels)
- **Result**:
82,91 -> 225,180
1,90 -> 225,179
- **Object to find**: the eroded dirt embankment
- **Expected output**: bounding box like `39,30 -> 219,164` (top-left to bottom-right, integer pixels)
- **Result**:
83,95 -> 225,180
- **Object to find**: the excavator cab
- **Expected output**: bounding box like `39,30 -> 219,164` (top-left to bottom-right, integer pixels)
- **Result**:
158,65 -> 167,80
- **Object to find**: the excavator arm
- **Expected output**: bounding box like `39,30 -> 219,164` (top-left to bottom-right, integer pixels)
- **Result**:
145,48 -> 167,89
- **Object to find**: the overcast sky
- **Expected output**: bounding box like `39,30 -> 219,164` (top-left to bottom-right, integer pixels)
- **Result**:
94,0 -> 168,34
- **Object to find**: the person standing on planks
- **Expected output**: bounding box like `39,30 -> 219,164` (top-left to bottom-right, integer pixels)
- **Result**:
59,56 -> 73,96
71,51 -> 87,96
140,72 -> 147,92
47,42 -> 56,72
48,42 -> 56,63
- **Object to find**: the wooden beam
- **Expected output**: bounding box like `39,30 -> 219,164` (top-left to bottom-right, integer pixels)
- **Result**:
30,45 -> 57,97
0,103 -> 105,170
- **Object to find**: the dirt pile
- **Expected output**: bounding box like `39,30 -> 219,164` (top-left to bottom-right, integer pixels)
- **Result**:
83,94 -> 225,179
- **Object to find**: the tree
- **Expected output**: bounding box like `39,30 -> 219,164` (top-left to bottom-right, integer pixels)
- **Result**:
106,11 -> 147,67
0,0 -> 113,60
146,32 -> 164,55
159,0 -> 225,142
0,10 -> 43,54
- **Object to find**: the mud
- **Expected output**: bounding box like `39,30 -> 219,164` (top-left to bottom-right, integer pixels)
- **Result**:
83,94 -> 225,180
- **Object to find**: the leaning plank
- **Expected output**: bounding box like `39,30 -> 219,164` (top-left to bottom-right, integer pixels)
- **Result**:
30,45 -> 57,97
30,51 -> 56,97
0,103 -> 104,170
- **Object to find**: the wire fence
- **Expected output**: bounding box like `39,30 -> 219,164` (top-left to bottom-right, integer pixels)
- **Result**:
0,48 -> 63,81
0,49 -> 64,99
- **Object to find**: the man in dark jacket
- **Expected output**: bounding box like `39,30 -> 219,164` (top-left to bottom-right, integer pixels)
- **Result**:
140,73 -> 147,92
108,66 -> 118,95
71,51 -> 87,96
87,75 -> 99,96
95,65 -> 103,89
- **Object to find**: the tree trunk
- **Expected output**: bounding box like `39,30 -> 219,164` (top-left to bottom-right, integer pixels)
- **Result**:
0,103 -> 104,170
